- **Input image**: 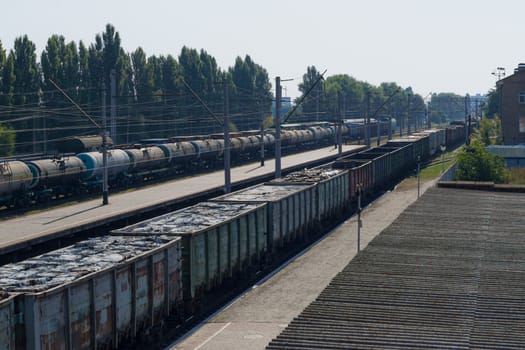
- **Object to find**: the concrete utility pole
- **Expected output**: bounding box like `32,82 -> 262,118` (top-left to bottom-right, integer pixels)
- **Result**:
376,121 -> 381,146
336,92 -> 342,152
407,93 -> 411,135
388,117 -> 393,140
475,100 -> 479,122
338,119 -> 343,156
101,86 -> 109,205
357,184 -> 362,253
110,69 -> 117,144
464,95 -> 470,145
366,88 -> 371,148
275,76 -> 282,179
223,82 -> 231,193
316,85 -> 320,122
417,156 -> 421,199
427,101 -> 432,129
260,121 -> 265,166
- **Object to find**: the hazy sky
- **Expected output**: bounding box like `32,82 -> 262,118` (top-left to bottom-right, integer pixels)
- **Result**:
2,0 -> 524,99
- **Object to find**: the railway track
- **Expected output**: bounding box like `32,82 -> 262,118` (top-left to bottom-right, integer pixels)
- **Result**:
0,127 -> 468,349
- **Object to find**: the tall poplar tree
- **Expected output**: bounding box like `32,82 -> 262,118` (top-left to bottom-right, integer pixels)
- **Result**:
11,35 -> 40,152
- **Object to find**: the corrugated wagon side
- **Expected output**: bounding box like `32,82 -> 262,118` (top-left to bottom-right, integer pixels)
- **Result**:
333,159 -> 374,205
386,139 -> 417,169
113,202 -> 268,315
358,149 -> 393,191
23,239 -> 181,349
0,293 -> 16,350
273,168 -> 350,224
211,183 -> 317,254
0,236 -> 182,350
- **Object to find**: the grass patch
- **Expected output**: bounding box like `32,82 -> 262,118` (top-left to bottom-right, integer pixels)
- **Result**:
505,167 -> 525,185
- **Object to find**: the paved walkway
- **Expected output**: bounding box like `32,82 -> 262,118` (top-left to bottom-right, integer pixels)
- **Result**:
171,177 -> 436,350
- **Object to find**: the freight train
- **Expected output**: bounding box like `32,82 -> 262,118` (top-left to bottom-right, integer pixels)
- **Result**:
0,124 -> 466,349
0,120 -> 392,209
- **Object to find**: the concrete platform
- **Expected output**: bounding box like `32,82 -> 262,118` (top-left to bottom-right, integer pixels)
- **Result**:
0,145 -> 363,256
170,177 -> 437,350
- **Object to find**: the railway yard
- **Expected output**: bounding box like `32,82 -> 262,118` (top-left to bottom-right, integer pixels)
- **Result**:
3,123 -> 524,349
0,143 -> 365,349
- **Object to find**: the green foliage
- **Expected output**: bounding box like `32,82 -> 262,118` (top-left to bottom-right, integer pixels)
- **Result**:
477,115 -> 502,146
297,66 -> 324,116
485,88 -> 499,118
263,115 -> 274,129
0,124 -> 15,156
323,74 -> 366,117
455,139 -> 507,183
0,41 -> 6,94
381,82 -> 406,121
0,41 -> 15,106
228,121 -> 238,132
420,152 -> 456,180
12,35 -> 40,106
10,35 -> 40,152
228,55 -> 272,130
429,92 -> 465,124
1,23 -> 476,155
294,67 -> 427,131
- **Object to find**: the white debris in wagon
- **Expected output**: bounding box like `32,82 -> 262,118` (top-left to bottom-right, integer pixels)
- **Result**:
114,202 -> 262,235
281,169 -> 343,183
0,235 -> 171,293
217,184 -> 310,202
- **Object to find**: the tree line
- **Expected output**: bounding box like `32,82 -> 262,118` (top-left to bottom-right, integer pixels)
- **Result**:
296,66 -> 471,127
0,24 -> 468,156
0,24 -> 272,154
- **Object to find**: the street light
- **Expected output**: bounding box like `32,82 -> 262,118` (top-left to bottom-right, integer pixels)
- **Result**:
492,67 -> 506,81
407,92 -> 412,135
417,156 -> 421,198
356,184 -> 362,253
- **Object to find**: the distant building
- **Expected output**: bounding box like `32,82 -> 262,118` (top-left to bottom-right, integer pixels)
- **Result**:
497,63 -> 525,144
487,145 -> 525,168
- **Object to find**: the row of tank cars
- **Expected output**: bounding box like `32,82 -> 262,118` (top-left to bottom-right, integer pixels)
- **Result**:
0,125 -> 466,349
0,120 -> 392,209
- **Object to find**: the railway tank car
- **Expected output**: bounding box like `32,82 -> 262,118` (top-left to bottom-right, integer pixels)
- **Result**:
124,146 -> 170,181
0,123 -> 467,210
54,135 -> 113,154
159,141 -> 198,168
0,161 -> 33,207
27,157 -> 86,200
77,149 -> 131,186
190,139 -> 222,163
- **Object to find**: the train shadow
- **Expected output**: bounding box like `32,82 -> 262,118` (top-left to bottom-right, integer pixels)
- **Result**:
43,204 -> 106,225
245,165 -> 265,173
